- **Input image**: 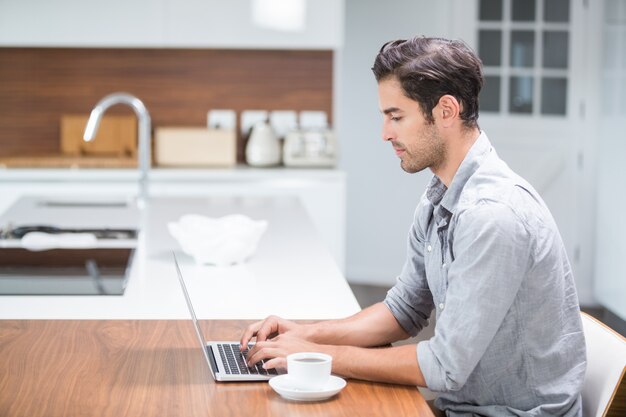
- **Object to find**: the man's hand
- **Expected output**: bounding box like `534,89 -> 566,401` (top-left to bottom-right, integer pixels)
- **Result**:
240,315 -> 308,351
245,333 -> 325,370
240,315 -> 320,370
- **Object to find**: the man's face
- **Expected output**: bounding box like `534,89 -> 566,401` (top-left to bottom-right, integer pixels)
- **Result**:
378,78 -> 445,174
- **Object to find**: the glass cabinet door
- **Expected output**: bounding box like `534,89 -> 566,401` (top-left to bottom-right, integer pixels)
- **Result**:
477,0 -> 571,116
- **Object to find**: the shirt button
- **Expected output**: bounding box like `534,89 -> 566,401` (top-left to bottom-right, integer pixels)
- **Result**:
427,245 -> 432,252
439,303 -> 445,310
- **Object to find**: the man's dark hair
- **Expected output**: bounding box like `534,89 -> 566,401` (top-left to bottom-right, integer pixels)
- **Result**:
372,36 -> 484,129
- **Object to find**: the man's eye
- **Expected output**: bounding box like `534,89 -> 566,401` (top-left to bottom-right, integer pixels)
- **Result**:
391,116 -> 402,122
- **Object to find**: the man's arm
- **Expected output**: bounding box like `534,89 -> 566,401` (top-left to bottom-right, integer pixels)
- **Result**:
327,343 -> 427,386
242,307 -> 427,386
306,302 -> 413,346
246,336 -> 427,386
241,303 -> 428,386
240,302 -> 411,349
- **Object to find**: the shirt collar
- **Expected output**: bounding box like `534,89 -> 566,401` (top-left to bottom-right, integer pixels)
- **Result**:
426,131 -> 492,214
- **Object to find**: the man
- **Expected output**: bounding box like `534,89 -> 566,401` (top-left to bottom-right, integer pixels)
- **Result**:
241,36 -> 586,416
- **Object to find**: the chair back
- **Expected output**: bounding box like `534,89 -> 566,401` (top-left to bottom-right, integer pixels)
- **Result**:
580,312 -> 626,417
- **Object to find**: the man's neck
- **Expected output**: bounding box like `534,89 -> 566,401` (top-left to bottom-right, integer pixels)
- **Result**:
432,128 -> 481,187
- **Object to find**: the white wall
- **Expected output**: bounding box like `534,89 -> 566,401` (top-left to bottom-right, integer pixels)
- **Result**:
338,0 -> 454,286
593,0 -> 626,320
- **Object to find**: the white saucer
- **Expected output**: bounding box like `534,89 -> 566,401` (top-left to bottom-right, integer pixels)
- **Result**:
269,375 -> 347,402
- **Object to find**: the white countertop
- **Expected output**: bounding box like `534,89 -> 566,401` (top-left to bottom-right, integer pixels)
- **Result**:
0,166 -> 345,183
0,195 -> 360,320
0,167 -> 348,271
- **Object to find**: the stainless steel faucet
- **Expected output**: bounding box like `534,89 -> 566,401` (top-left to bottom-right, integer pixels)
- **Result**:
83,93 -> 151,208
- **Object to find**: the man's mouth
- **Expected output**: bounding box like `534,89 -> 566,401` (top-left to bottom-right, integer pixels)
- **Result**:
393,146 -> 405,156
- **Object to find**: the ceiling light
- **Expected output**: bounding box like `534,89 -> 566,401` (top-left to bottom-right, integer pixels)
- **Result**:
251,0 -> 307,32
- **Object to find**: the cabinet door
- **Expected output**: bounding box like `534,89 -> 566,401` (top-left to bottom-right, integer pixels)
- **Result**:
163,0 -> 344,49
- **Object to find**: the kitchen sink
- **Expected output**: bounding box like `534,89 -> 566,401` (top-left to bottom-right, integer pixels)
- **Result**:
0,195 -> 138,295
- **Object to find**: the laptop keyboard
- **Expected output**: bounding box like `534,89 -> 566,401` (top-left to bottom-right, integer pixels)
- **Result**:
217,343 -> 278,376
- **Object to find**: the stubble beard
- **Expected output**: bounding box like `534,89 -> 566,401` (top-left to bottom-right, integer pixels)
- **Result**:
399,125 -> 445,174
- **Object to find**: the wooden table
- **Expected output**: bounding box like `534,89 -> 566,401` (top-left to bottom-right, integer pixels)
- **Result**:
0,320 -> 434,417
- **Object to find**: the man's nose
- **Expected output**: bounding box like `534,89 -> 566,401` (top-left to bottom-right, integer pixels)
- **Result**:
381,124 -> 395,142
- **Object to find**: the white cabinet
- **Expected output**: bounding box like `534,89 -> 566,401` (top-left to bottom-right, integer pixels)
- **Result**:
0,0 -> 344,49
0,168 -> 346,272
163,0 -> 343,49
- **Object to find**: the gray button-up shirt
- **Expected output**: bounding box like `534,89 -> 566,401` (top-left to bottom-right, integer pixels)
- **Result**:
384,132 -> 586,416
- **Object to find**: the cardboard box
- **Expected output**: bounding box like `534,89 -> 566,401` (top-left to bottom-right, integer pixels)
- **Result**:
155,127 -> 236,167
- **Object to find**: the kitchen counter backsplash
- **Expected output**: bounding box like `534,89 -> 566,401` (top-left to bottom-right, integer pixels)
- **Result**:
0,47 -> 333,165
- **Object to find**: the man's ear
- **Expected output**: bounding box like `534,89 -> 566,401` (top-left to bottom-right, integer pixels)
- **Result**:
437,95 -> 461,128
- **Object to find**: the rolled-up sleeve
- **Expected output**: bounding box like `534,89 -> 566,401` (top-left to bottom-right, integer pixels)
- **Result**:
384,201 -> 434,337
417,201 -> 531,392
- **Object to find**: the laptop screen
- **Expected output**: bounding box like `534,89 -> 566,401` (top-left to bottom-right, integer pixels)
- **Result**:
173,252 -> 215,377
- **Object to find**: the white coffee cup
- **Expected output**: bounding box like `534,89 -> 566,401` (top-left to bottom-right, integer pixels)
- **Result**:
286,352 -> 332,391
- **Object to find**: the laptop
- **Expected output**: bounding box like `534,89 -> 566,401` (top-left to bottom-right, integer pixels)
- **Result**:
173,253 -> 279,381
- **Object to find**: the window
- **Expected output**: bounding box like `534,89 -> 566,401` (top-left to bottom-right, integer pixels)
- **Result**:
477,0 -> 571,116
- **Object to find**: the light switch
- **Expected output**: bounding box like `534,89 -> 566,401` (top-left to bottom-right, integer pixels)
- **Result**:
300,111 -> 328,129
207,109 -> 236,130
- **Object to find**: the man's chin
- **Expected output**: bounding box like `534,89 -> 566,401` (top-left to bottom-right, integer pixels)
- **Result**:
400,160 -> 421,174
